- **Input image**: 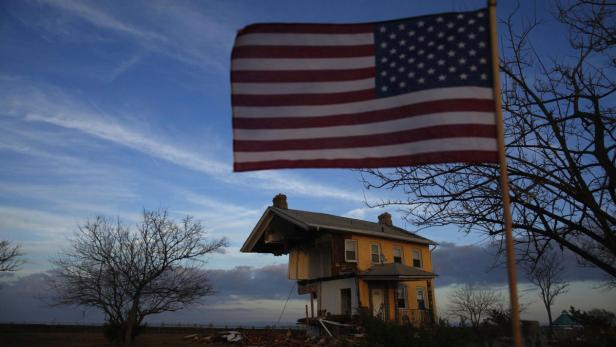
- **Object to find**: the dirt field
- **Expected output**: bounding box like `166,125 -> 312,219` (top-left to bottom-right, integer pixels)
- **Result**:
0,324 -> 309,347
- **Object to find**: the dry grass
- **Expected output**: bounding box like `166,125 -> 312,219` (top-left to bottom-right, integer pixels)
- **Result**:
0,324 -> 302,347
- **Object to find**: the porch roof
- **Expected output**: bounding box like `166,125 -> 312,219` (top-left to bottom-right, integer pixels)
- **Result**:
359,263 -> 437,281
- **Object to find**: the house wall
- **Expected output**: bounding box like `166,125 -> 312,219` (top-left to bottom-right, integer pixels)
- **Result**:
316,278 -> 358,316
346,234 -> 433,273
288,237 -> 332,280
346,234 -> 436,319
358,279 -> 435,320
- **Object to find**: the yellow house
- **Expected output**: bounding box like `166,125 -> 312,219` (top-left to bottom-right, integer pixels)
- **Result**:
241,194 -> 438,325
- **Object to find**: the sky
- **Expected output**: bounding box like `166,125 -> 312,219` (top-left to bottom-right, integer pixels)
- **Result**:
0,0 -> 614,326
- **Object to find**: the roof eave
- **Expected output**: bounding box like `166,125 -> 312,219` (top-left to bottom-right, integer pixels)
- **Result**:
360,275 -> 438,281
308,223 -> 436,245
240,207 -> 311,253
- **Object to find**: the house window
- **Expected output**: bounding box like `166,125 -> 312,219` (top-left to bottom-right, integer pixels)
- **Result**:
393,246 -> 403,264
412,249 -> 422,268
416,287 -> 426,310
344,239 -> 358,262
396,284 -> 408,308
371,244 -> 381,264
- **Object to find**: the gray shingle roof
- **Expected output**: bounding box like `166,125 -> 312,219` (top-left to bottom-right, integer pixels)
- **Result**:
272,207 -> 436,245
360,263 -> 437,280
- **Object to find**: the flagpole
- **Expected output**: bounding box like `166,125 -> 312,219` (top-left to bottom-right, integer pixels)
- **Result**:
488,1 -> 522,346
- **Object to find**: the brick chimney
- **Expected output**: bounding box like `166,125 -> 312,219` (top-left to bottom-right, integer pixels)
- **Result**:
272,193 -> 288,209
378,212 -> 392,226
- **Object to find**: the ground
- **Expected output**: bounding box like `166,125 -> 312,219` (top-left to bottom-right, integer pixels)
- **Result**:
0,324 -> 321,347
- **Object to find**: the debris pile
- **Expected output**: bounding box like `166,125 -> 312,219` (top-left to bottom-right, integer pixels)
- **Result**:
183,328 -> 365,346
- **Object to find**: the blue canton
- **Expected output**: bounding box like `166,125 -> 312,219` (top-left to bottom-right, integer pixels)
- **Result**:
374,9 -> 492,97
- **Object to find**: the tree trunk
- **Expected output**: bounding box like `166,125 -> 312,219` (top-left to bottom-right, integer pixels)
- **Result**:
125,299 -> 139,345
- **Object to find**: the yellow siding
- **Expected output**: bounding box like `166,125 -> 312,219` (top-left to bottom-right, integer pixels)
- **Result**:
358,279 -> 370,310
348,234 -> 432,272
346,234 -> 436,320
288,248 -> 310,279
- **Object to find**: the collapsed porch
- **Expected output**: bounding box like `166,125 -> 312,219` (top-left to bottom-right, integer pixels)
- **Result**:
298,263 -> 437,326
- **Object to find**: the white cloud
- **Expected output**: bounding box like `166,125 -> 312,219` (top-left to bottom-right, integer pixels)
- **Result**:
0,206 -> 80,239
34,0 -> 236,73
105,54 -> 143,82
1,79 -> 365,203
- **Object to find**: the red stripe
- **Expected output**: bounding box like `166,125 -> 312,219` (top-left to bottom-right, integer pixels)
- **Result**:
233,99 -> 495,129
233,89 -> 375,106
234,124 -> 496,151
234,151 -> 498,171
232,45 -> 374,59
238,23 -> 373,36
231,67 -> 375,83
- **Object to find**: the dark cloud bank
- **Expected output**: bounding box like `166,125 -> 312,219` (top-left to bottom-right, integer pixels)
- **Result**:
432,242 -> 606,286
0,244 -> 607,325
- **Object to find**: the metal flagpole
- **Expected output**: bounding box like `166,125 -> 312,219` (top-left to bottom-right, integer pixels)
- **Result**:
488,1 -> 522,346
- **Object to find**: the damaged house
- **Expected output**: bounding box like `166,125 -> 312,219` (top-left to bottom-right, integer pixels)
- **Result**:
241,194 -> 438,325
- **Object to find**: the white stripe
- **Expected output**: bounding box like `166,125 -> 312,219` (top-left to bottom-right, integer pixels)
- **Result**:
235,33 -> 374,46
233,78 -> 375,95
233,87 -> 493,118
235,138 -> 498,162
232,57 -> 374,71
234,112 -> 496,141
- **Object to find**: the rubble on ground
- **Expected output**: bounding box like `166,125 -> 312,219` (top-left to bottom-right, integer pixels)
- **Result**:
183,328 -> 365,346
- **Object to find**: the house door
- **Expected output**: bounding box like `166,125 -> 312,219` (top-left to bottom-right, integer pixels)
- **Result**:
416,287 -> 426,310
340,288 -> 351,316
371,288 -> 384,318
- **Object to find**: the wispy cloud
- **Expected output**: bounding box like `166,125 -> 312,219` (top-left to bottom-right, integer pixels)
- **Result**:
105,54 -> 142,82
0,78 -> 364,203
32,0 -> 237,73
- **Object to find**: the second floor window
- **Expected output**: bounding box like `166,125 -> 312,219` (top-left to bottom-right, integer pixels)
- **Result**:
393,246 -> 403,264
371,244 -> 381,263
345,239 -> 358,262
412,249 -> 422,268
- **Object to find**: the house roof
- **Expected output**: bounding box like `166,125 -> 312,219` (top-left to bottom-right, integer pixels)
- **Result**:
272,207 -> 436,244
359,263 -> 438,280
241,206 -> 436,253
552,311 -> 582,327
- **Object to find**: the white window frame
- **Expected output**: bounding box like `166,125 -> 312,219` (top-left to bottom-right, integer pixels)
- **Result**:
412,249 -> 423,268
392,246 -> 404,264
370,243 -> 381,264
344,239 -> 358,262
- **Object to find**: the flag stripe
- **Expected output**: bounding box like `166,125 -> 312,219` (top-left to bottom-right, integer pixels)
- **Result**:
234,111 -> 495,140
233,99 -> 495,129
234,151 -> 498,171
231,67 -> 375,82
232,45 -> 374,59
234,86 -> 493,118
231,9 -> 499,171
235,33 -> 374,46
232,57 -> 375,71
234,137 -> 497,162
235,124 -> 496,151
232,89 -> 375,106
233,78 -> 375,95
239,23 -> 373,35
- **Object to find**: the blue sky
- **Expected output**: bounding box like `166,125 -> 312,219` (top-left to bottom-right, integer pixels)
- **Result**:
1,0 -> 614,325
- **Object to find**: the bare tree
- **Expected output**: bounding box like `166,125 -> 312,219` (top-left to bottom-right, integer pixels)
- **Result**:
50,209 -> 227,344
524,250 -> 569,328
449,283 -> 502,328
0,240 -> 23,272
361,1 -> 616,280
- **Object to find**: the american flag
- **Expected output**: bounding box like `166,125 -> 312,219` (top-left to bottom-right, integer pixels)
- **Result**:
231,8 -> 497,172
